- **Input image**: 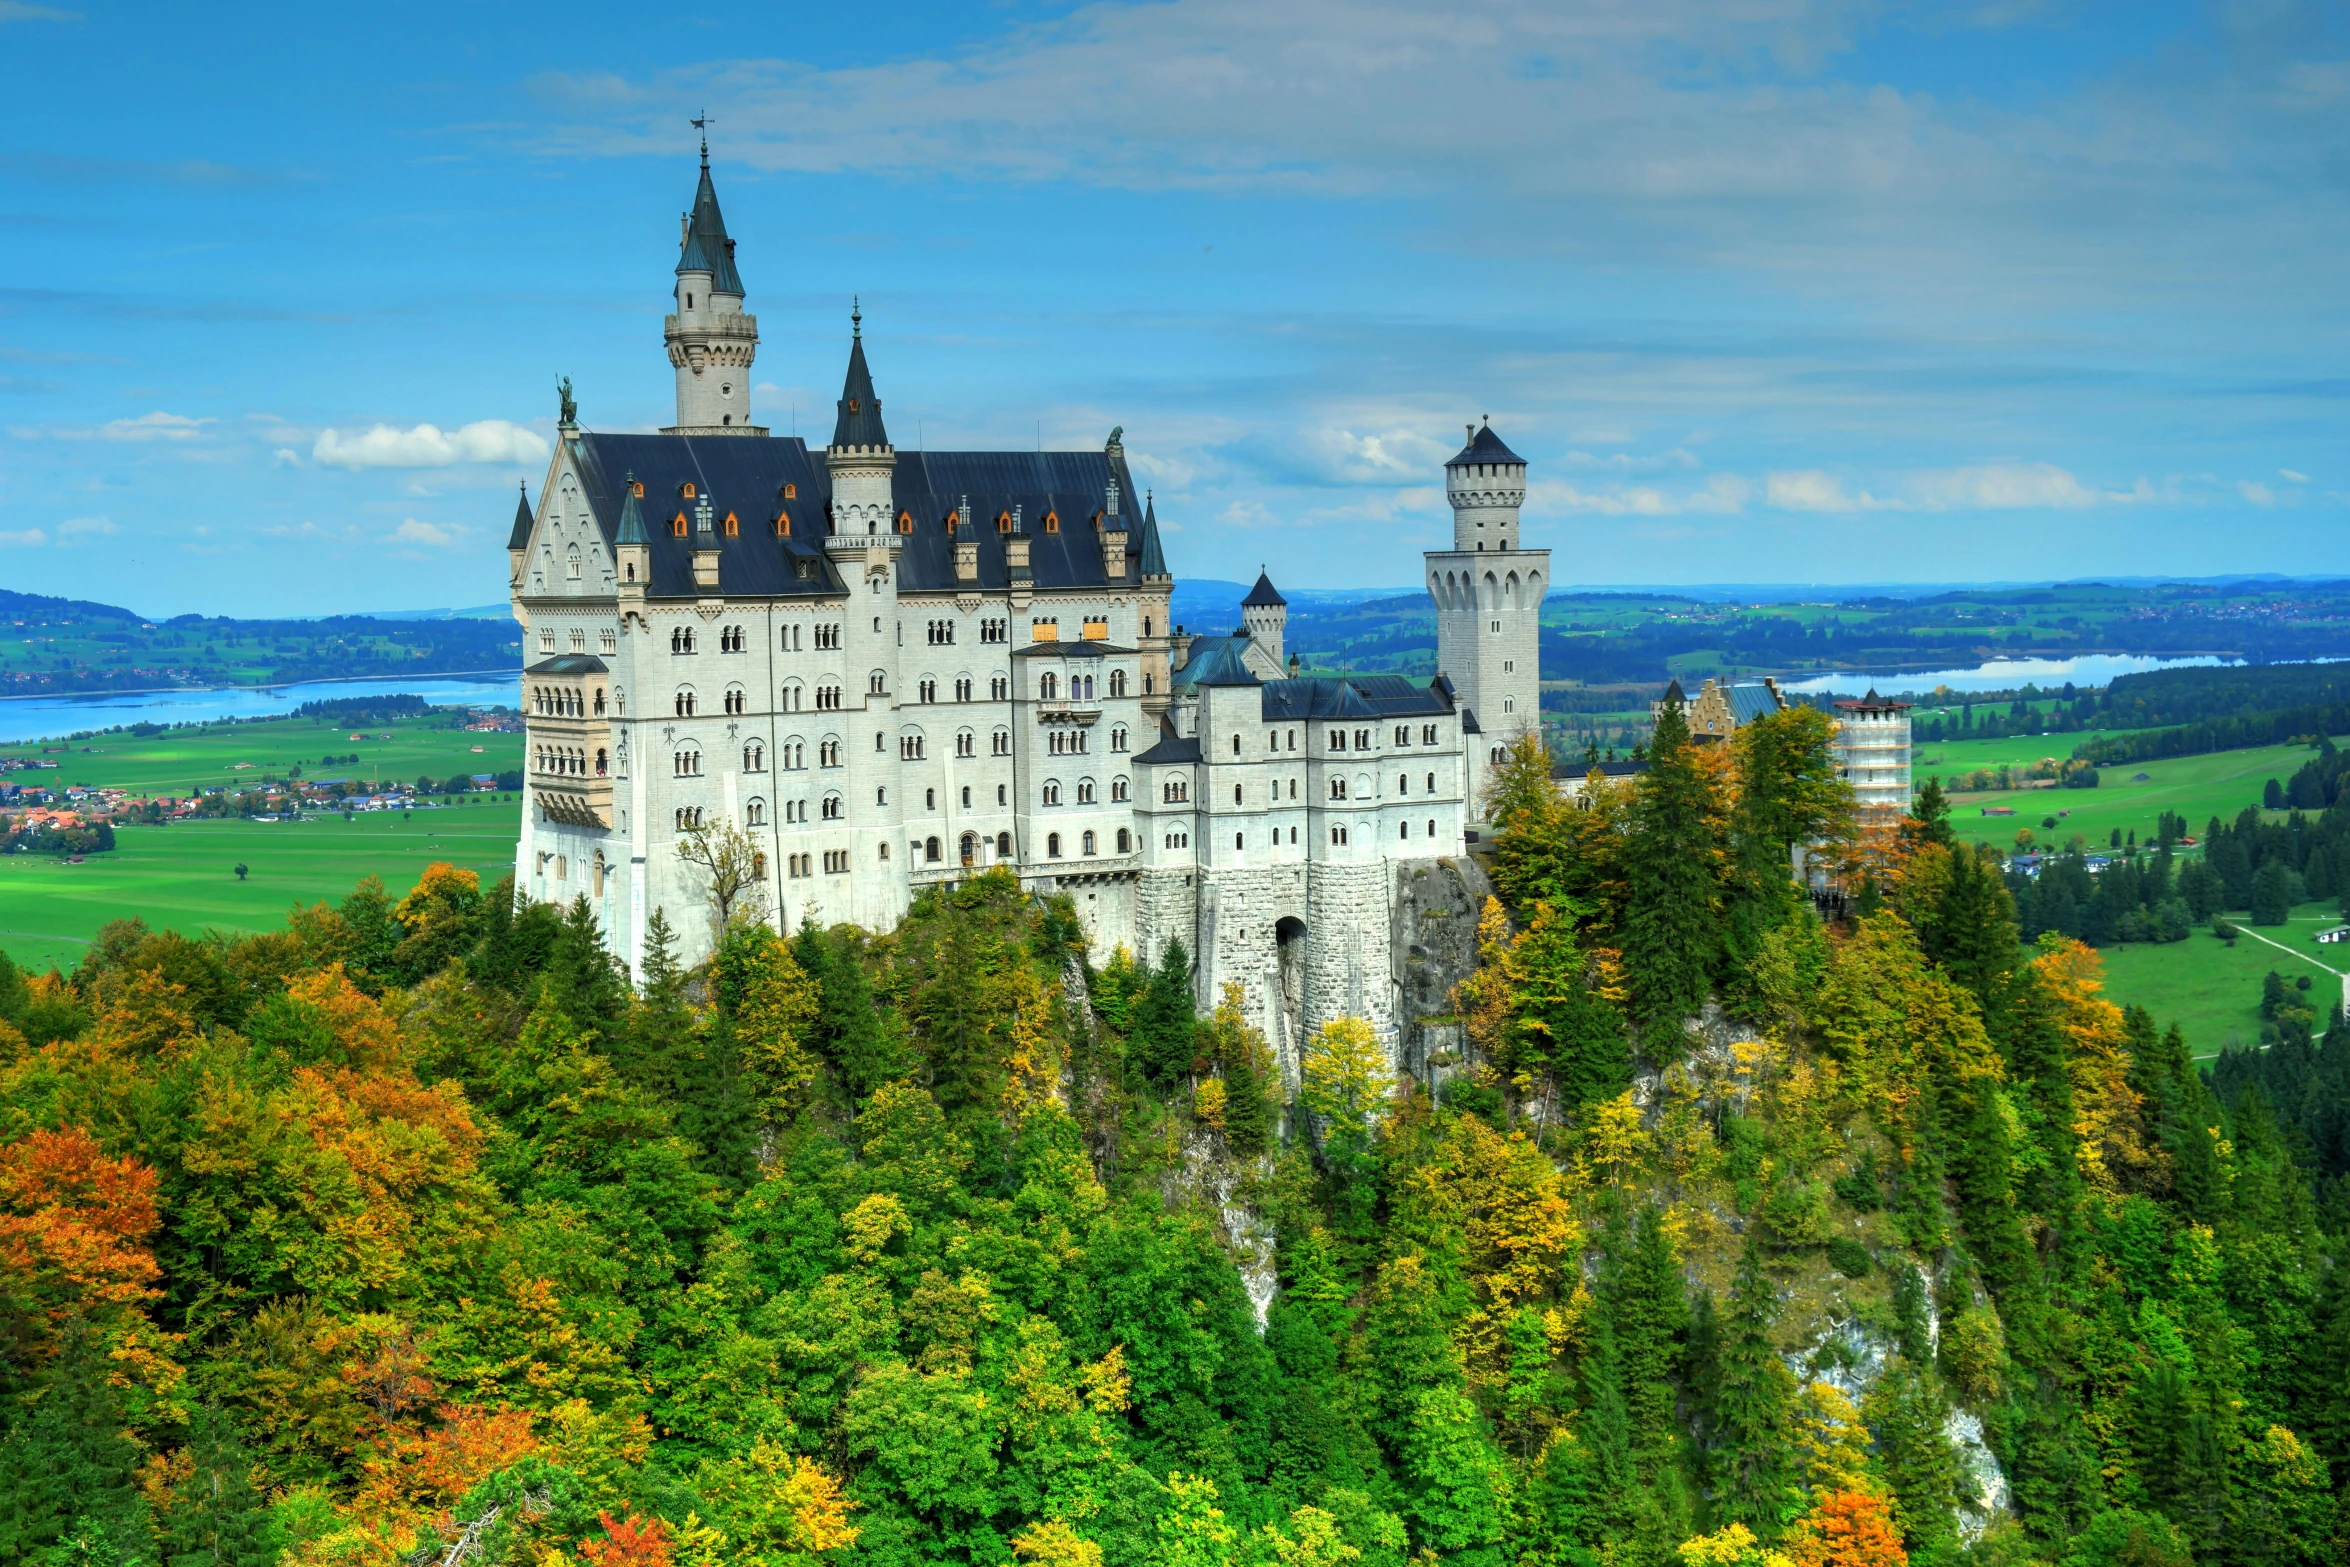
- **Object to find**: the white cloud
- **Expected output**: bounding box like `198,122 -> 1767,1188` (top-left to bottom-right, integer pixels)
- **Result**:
273,448 -> 300,466
0,3 -> 79,21
2281,468 -> 2309,483
392,518 -> 459,546
101,410 -> 209,441
57,515 -> 115,537
1767,470 -> 1878,513
1528,472 -> 1749,517
2238,479 -> 2276,505
1911,462 -> 2099,511
0,527 -> 44,547
313,419 -> 548,470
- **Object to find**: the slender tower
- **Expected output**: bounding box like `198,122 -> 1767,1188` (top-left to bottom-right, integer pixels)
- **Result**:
1426,420 -> 1547,810
663,133 -> 763,435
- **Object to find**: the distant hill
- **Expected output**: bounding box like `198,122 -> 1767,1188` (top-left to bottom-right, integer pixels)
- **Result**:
0,588 -> 148,624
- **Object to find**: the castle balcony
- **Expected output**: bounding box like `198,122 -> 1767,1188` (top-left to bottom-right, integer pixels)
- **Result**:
533,774 -> 612,830
662,313 -> 759,344
1034,697 -> 1101,725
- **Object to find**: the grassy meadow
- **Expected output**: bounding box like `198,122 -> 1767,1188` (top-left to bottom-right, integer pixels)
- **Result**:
2,709 -> 523,799
2097,900 -> 2349,1060
0,808 -> 521,976
1925,733 -> 2330,852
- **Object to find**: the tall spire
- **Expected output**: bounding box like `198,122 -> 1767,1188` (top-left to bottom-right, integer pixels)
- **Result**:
676,149 -> 743,295
830,304 -> 889,450
1137,490 -> 1169,578
506,480 -> 534,550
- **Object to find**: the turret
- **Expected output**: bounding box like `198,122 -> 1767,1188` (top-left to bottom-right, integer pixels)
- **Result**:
506,481 -> 534,589
614,473 -> 650,622
1445,420 -> 1526,552
824,302 -> 896,537
1241,570 -> 1287,668
663,136 -> 762,435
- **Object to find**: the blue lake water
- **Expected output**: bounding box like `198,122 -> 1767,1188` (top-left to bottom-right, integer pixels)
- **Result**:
0,673 -> 518,745
1777,654 -> 2245,699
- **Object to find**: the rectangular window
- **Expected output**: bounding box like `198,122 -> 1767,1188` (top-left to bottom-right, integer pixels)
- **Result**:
1031,618 -> 1059,642
1082,617 -> 1110,641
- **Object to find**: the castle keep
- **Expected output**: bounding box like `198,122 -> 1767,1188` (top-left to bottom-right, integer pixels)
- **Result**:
508,149 -> 1547,1083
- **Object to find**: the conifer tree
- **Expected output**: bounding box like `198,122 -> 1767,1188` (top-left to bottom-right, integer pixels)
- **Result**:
1621,696 -> 1720,1038
1863,1360 -> 1960,1563
165,1405 -> 273,1567
1133,940 -> 1198,1085
1602,1207 -> 1689,1475
1711,1236 -> 1800,1532
0,1326 -> 151,1563
1918,847 -> 2019,1025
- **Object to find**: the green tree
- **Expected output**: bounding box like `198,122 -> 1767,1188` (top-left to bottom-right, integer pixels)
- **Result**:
164,1407 -> 273,1567
2250,856 -> 2294,925
1709,1237 -> 1799,1533
1621,696 -> 1721,1037
1134,940 -> 1198,1085
0,1327 -> 152,1566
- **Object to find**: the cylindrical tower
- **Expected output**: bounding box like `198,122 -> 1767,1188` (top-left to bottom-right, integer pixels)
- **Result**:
663,139 -> 763,436
1445,421 -> 1527,551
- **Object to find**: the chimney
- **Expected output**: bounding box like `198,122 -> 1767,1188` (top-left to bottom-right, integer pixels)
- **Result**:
1099,477 -> 1128,578
691,495 -> 720,590
954,494 -> 978,584
1006,504 -> 1031,580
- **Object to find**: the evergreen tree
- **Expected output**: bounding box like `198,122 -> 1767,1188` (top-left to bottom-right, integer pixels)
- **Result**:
1864,1359 -> 1960,1564
1621,697 -> 1720,1038
1133,940 -> 1198,1085
1709,1236 -> 1799,1532
0,1327 -> 151,1565
1907,775 -> 1957,849
1602,1207 -> 1689,1476
1918,846 -> 2020,1025
165,1406 -> 273,1567
794,922 -> 901,1102
2251,857 -> 2294,925
545,892 -> 629,1040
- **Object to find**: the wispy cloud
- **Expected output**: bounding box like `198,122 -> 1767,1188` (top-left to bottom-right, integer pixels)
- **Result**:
0,2 -> 78,21
313,419 -> 547,469
6,409 -> 213,442
392,518 -> 459,546
0,527 -> 45,547
57,514 -> 115,539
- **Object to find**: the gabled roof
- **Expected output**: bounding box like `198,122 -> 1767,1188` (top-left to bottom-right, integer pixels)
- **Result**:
1446,420 -> 1524,468
507,484 -> 534,550
525,653 -> 609,676
831,323 -> 889,450
1012,641 -> 1139,658
1259,674 -> 1452,721
1723,680 -> 1785,726
1178,638 -> 1262,688
1242,571 -> 1286,608
1137,492 -> 1169,577
676,155 -> 745,295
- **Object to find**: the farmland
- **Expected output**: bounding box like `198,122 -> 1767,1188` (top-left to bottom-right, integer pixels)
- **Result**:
0,808 -> 521,976
1926,733 -> 2336,851
1,707 -> 523,800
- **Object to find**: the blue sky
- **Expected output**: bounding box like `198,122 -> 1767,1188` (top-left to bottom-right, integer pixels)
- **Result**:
0,0 -> 2343,617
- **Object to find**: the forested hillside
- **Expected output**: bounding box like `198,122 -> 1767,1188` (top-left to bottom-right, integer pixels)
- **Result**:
0,701 -> 2343,1567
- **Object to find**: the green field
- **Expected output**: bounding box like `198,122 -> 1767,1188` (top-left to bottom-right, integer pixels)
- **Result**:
0,810 -> 521,976
2,709 -> 522,799
2098,901 -> 2349,1060
1927,733 -> 2328,852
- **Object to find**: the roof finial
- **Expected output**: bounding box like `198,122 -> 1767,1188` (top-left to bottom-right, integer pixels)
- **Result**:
692,111 -> 710,167
851,295 -> 861,339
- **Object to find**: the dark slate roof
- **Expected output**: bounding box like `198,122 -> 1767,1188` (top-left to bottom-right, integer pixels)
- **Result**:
1661,678 -> 1687,704
1137,493 -> 1169,577
1012,641 -> 1139,658
507,484 -> 534,550
1551,758 -> 1649,780
831,328 -> 890,450
1260,674 -> 1451,721
677,157 -> 745,295
1834,688 -> 1912,712
1134,732 -> 1203,765
1178,638 -> 1262,687
1723,680 -> 1785,725
566,432 -> 1146,600
1462,709 -> 1482,734
526,653 -> 609,676
1446,421 -> 1524,468
1242,571 -> 1286,608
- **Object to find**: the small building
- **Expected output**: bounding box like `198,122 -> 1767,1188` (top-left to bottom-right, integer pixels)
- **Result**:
1654,675 -> 1787,741
1550,756 -> 1648,807
2318,927 -> 2350,945
1832,689 -> 1912,815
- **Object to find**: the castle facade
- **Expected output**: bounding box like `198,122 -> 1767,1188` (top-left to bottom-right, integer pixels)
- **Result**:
507,149 -> 1547,1082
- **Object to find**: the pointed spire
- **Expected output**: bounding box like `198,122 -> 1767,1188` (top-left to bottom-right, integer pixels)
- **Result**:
507,481 -> 534,550
830,306 -> 889,450
1243,569 -> 1286,608
1137,490 -> 1169,578
676,149 -> 744,294
615,471 -> 649,545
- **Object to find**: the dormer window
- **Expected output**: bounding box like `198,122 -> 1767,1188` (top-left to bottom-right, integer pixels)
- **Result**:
723,512 -> 739,537
680,482 -> 696,499
631,480 -> 645,498
896,509 -> 913,534
1043,511 -> 1060,534
783,482 -> 797,500
997,511 -> 1013,535
847,398 -> 861,414
671,513 -> 688,537
775,511 -> 791,537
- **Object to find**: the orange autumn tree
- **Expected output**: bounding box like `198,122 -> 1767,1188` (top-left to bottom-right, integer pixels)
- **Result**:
0,1124 -> 178,1408
1782,1489 -> 1908,1567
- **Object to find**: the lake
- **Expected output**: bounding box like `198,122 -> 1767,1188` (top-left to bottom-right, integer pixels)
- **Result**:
1778,653 -> 2246,699
0,673 -> 519,745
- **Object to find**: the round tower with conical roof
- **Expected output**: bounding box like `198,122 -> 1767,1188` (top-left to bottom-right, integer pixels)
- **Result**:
1426,419 -> 1548,805
664,138 -> 763,435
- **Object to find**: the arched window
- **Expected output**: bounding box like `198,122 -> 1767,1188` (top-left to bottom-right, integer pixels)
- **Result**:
1116,828 -> 1131,853
1427,819 -> 1436,837
1047,833 -> 1063,858
1109,670 -> 1127,697
1042,781 -> 1062,806
747,799 -> 767,826
744,741 -> 765,772
1399,821 -> 1409,840
960,832 -> 978,866
822,793 -> 843,820
1111,777 -> 1129,802
595,748 -> 608,776
675,688 -> 696,717
674,748 -> 701,777
1041,672 -> 1059,701
1081,830 -> 1097,855
1077,779 -> 1096,804
996,831 -> 1013,857
869,670 -> 887,695
925,836 -> 941,862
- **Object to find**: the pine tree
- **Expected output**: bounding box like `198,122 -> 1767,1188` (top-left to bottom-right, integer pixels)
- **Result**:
1133,940 -> 1198,1085
794,923 -> 902,1102
1864,1360 -> 1960,1564
1919,846 -> 2019,1025
1906,776 -> 1957,850
1602,1207 -> 1689,1477
1621,697 -> 1720,1039
0,1326 -> 151,1563
166,1406 -> 273,1567
1711,1236 -> 1800,1532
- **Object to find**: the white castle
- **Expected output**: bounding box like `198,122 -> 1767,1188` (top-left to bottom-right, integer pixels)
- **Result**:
508,147 -> 1548,1079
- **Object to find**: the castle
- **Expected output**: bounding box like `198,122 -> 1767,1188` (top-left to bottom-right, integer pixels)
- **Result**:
507,147 -> 1547,1083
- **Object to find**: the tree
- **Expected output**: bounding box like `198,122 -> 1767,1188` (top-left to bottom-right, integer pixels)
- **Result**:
1710,1237 -> 1799,1532
1621,696 -> 1721,1037
0,1324 -> 152,1563
2250,856 -> 2294,925
1133,940 -> 1198,1085
1781,1490 -> 1907,1567
1904,777 -> 1956,851
676,819 -> 772,938
232,863 -> 248,881
165,1406 -> 274,1567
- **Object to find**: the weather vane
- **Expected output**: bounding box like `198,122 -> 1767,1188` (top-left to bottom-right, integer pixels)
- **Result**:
691,110 -> 712,162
